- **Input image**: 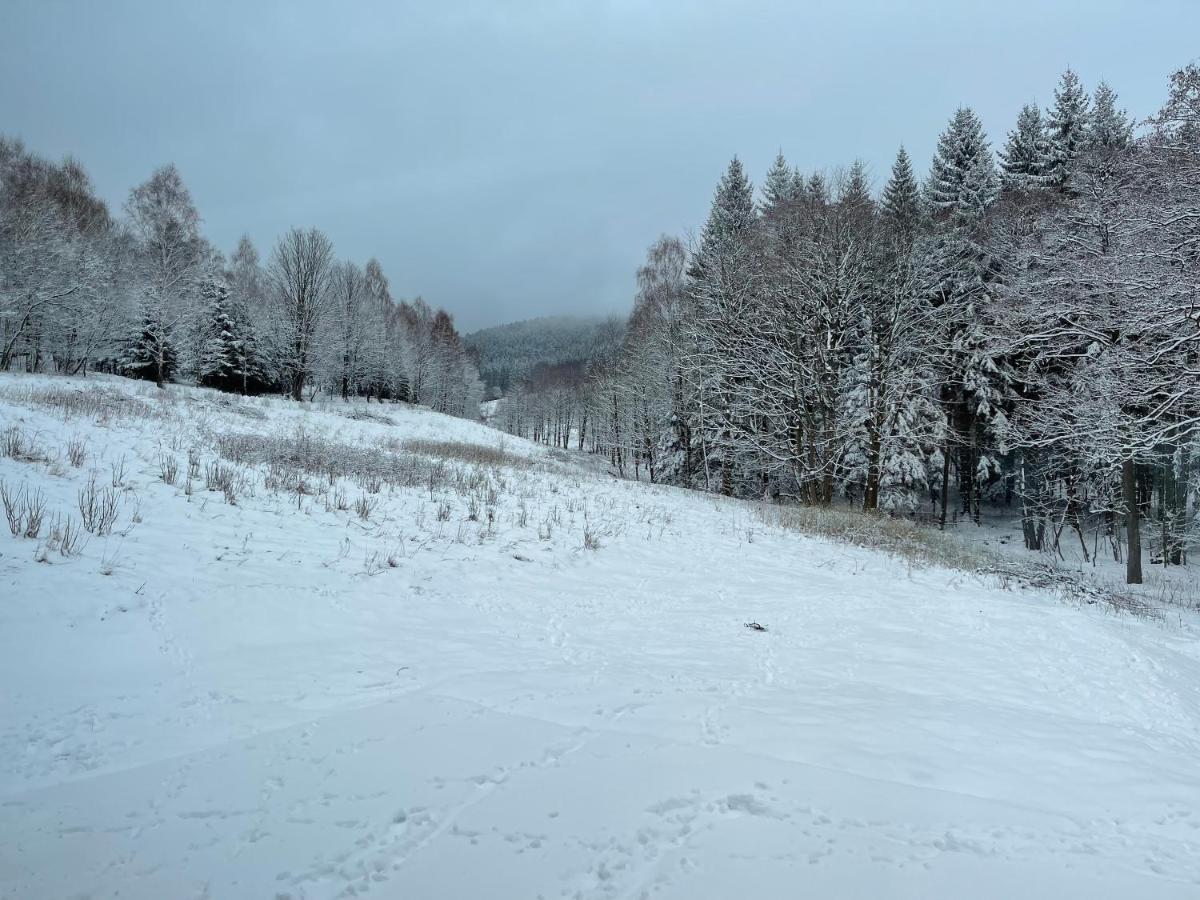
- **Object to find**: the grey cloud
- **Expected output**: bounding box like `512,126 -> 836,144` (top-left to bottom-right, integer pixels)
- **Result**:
3,0 -> 1197,329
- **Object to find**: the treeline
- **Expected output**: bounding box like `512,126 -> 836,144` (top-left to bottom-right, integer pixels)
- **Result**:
497,64 -> 1200,584
465,315 -> 624,397
0,143 -> 483,416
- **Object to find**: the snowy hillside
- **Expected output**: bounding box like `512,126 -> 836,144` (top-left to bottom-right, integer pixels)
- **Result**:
2,373 -> 1199,899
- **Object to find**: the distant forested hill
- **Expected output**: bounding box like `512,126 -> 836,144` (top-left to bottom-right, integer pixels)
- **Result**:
465,315 -> 624,397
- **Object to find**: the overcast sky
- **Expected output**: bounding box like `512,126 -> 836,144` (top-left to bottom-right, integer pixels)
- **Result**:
3,1 -> 1198,331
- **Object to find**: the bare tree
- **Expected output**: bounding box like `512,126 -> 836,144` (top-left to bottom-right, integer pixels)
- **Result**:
326,260 -> 374,400
267,227 -> 335,401
1,141 -> 126,374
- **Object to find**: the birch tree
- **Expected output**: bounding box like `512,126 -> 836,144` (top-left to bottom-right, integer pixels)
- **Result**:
124,164 -> 207,387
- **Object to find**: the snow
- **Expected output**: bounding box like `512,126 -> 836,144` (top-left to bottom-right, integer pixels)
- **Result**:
2,372 -> 1199,899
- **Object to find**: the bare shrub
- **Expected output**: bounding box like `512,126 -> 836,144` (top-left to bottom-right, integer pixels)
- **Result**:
583,514 -> 602,551
436,498 -> 452,522
200,461 -> 250,505
23,488 -> 47,539
293,475 -> 310,509
110,454 -> 127,487
1,426 -> 45,462
158,453 -> 179,485
58,515 -> 85,557
1,479 -> 24,536
1,427 -> 22,459
355,494 -> 377,521
65,436 -> 87,468
984,559 -> 1165,619
45,514 -> 63,552
123,493 -> 143,530
78,475 -> 120,535
204,461 -> 233,493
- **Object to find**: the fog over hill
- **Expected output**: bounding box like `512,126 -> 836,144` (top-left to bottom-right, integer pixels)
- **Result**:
465,314 -> 625,397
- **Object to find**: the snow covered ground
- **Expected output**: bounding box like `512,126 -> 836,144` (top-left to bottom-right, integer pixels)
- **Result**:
2,373 -> 1199,899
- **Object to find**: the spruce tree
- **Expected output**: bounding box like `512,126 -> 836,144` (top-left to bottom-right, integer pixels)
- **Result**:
229,298 -> 266,394
841,160 -> 872,209
195,276 -> 265,393
760,151 -> 794,213
924,109 -> 1006,521
1088,81 -> 1134,156
690,156 -> 756,277
805,171 -> 829,205
198,277 -> 238,392
687,157 -> 758,495
789,166 -> 807,204
1045,68 -> 1091,193
123,305 -> 177,383
1000,104 -> 1052,191
925,107 -> 998,225
881,147 -> 921,238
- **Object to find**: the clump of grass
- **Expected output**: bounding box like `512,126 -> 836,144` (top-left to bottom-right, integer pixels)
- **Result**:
0,385 -> 156,423
583,521 -> 602,551
216,428 -> 509,511
342,408 -> 396,426
763,503 -> 1165,619
403,438 -> 531,469
762,504 -> 990,573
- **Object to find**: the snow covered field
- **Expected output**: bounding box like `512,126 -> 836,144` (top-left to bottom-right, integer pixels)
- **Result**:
2,373 -> 1199,900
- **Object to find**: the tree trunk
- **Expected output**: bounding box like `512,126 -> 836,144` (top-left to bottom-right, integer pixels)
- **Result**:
1122,457 -> 1142,585
863,426 -> 881,512
1018,453 -> 1044,551
939,443 -> 951,531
